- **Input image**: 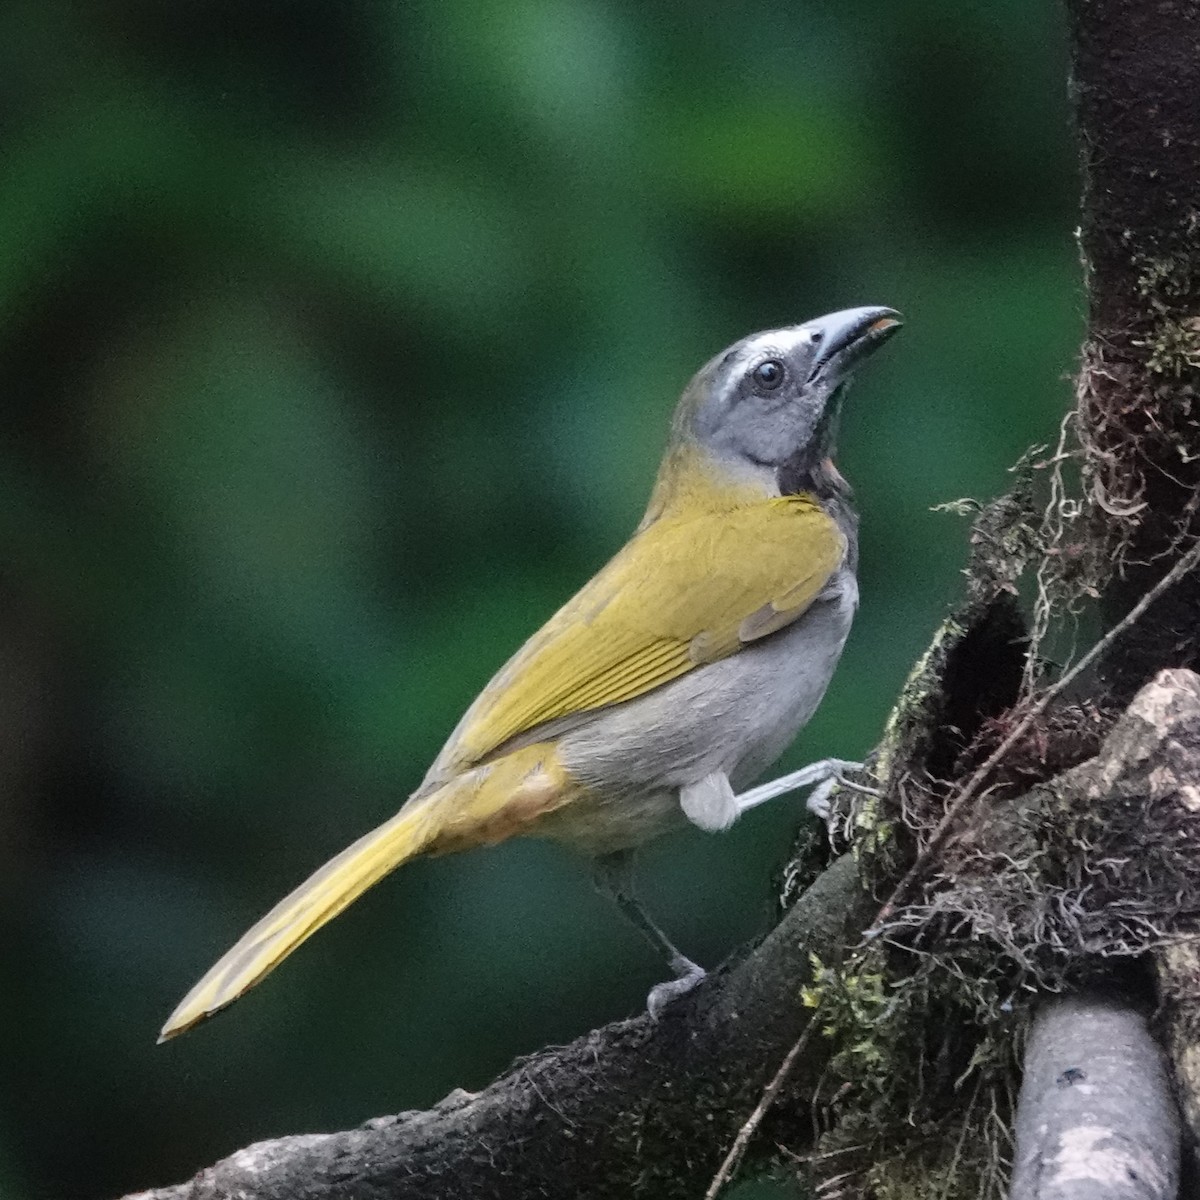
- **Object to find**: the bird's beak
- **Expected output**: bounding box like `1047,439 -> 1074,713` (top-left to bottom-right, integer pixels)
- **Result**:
807,306 -> 903,380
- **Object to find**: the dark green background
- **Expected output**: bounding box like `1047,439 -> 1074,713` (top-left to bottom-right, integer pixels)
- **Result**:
0,2 -> 1079,1197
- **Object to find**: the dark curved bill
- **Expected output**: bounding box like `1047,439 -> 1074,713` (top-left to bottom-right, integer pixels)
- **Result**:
807,306 -> 903,379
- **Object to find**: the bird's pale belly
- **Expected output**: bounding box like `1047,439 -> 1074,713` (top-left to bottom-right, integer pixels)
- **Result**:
534,572 -> 857,855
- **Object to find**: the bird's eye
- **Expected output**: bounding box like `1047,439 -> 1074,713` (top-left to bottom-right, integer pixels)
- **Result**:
752,359 -> 786,391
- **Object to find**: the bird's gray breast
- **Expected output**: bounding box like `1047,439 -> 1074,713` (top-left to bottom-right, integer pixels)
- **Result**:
543,564 -> 858,853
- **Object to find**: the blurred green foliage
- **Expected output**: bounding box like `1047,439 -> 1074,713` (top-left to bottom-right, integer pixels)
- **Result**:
0,1 -> 1079,1196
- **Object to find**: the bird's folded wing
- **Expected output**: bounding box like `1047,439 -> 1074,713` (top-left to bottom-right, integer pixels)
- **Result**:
435,494 -> 845,774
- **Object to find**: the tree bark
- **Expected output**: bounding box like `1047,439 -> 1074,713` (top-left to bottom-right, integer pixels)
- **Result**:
1010,994 -> 1179,1200
1065,0 -> 1200,698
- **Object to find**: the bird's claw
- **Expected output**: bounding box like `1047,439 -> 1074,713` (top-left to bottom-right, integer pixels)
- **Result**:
646,956 -> 706,1019
804,775 -> 842,820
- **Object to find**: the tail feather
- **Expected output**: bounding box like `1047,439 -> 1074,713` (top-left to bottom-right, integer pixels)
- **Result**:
158,794 -> 443,1042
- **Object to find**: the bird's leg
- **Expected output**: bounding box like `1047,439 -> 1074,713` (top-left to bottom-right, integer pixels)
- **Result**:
733,758 -> 876,819
593,850 -> 705,1016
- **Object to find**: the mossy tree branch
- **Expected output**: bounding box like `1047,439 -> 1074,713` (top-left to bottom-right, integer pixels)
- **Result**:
123,858 -> 874,1200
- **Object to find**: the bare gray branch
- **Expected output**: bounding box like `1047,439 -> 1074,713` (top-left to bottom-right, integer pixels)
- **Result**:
1010,994 -> 1179,1200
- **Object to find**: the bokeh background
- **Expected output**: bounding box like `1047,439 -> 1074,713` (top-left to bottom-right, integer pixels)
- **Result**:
0,2 -> 1080,1197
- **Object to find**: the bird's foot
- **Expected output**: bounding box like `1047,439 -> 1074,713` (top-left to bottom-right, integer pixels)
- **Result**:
646,954 -> 707,1019
803,775 -> 841,820
733,758 -> 877,820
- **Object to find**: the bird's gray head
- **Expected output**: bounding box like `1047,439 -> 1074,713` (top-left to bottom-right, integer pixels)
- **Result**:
679,307 -> 902,482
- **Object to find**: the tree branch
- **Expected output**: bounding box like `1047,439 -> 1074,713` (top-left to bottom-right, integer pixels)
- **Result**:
1010,993 -> 1180,1200
122,855 -> 874,1200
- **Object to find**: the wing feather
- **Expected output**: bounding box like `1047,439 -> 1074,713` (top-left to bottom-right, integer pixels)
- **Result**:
434,494 -> 843,775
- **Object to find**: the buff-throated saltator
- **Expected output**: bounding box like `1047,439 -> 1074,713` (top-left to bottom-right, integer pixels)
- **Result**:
160,305 -> 902,1040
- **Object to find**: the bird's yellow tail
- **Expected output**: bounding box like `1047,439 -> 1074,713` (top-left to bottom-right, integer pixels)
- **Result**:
158,791 -> 445,1042
159,742 -> 574,1041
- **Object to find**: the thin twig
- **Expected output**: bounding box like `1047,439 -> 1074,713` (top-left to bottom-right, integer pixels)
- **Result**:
704,1005 -> 825,1200
874,535 -> 1200,928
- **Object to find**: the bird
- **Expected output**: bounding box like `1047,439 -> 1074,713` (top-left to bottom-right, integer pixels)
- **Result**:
159,305 -> 902,1041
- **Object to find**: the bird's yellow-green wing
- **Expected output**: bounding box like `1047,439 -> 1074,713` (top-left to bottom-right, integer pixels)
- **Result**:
434,494 -> 845,775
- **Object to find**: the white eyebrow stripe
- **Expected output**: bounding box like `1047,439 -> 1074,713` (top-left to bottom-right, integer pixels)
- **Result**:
710,326 -> 809,412
738,325 -> 813,363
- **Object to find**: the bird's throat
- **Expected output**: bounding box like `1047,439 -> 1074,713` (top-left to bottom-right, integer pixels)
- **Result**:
777,385 -> 850,500
777,448 -> 852,502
